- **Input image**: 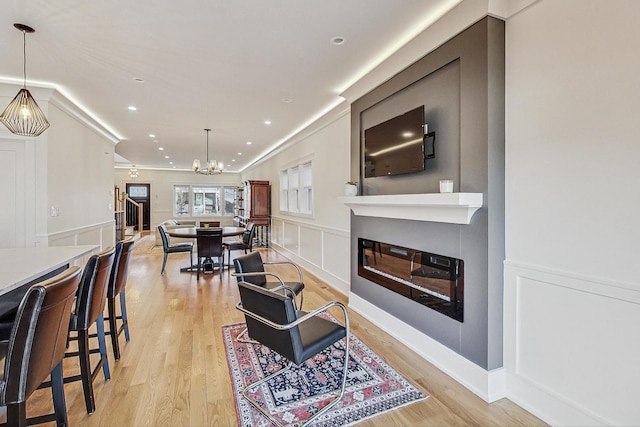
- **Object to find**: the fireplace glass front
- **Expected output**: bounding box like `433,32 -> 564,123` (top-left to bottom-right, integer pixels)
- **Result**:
358,238 -> 464,322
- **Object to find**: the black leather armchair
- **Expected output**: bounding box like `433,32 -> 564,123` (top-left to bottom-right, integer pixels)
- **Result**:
232,251 -> 305,342
232,251 -> 304,308
236,280 -> 350,427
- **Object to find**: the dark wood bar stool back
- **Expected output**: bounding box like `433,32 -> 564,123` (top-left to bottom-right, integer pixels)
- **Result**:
106,238 -> 134,360
65,247 -> 115,414
0,266 -> 81,427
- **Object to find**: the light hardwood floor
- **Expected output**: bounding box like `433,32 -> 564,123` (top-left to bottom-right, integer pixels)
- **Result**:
16,238 -> 546,426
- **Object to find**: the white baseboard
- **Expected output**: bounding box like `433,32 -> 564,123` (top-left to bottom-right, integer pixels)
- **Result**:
349,293 -> 505,403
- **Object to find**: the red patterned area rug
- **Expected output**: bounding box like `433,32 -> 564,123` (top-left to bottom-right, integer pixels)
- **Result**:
223,321 -> 428,426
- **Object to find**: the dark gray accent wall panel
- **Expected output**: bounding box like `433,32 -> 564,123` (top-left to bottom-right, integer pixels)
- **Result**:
349,17 -> 505,370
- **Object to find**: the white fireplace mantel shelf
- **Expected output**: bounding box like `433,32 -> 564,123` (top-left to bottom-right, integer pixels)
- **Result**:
339,193 -> 483,224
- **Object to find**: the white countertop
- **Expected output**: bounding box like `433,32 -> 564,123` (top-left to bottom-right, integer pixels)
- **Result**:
0,245 -> 98,295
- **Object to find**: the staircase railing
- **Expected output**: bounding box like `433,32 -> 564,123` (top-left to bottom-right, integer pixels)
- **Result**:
123,195 -> 143,235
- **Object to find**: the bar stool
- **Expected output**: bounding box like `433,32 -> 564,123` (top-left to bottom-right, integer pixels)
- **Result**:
0,266 -> 81,426
105,238 -> 134,360
65,247 -> 115,414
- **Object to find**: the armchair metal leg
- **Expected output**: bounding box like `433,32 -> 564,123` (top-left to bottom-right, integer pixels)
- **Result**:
241,336 -> 350,427
236,326 -> 259,344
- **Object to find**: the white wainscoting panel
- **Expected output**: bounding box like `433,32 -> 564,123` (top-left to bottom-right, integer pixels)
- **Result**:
271,219 -> 283,247
298,225 -> 322,268
282,221 -> 299,254
504,262 -> 640,426
322,230 -> 351,290
270,216 -> 350,295
0,140 -> 26,248
45,220 -> 115,250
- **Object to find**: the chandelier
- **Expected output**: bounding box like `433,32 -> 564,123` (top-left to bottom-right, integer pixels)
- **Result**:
193,128 -> 224,175
0,23 -> 50,137
129,166 -> 139,178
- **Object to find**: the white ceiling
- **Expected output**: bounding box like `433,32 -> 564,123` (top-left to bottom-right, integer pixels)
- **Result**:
1,0 -> 458,172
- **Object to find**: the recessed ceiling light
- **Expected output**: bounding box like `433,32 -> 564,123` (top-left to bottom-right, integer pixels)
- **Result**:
152,139 -> 158,143
158,147 -> 164,151
164,155 -> 169,159
149,134 -> 155,138
128,106 -> 137,111
169,161 -> 173,164
281,98 -> 293,103
134,78 -> 145,83
232,159 -> 236,162
237,152 -> 242,155
264,120 -> 272,125
246,141 -> 252,145
330,36 -> 346,45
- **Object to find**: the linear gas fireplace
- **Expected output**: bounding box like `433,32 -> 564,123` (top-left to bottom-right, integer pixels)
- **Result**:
358,238 -> 464,322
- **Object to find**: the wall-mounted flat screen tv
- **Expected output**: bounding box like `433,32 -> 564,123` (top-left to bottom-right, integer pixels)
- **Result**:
363,105 -> 435,178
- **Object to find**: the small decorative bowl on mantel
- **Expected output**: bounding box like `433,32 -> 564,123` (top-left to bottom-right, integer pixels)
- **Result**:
344,181 -> 358,196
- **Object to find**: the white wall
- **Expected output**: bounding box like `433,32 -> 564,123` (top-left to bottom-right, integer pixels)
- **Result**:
0,84 -> 116,249
241,105 -> 352,294
504,1 -> 640,425
114,168 -> 242,229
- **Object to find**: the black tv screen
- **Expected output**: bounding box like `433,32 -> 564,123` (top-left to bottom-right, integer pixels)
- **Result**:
363,106 -> 434,178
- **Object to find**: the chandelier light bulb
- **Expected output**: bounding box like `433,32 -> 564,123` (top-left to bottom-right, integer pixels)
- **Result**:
193,128 -> 223,175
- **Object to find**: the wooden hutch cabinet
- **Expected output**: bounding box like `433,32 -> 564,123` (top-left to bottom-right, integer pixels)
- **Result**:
234,180 -> 270,246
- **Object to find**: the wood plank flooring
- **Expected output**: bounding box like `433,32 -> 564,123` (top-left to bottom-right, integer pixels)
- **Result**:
13,238 -> 546,426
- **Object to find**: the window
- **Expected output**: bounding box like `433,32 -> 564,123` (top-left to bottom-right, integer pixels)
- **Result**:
279,170 -> 288,211
280,160 -> 313,215
175,186 -> 190,216
223,187 -> 237,215
300,162 -> 312,213
173,185 -> 236,217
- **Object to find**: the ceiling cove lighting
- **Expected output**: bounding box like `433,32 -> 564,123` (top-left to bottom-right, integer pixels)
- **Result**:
0,23 -> 50,137
193,128 -> 224,175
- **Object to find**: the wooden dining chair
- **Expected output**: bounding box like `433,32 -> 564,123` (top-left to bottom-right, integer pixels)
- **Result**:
196,228 -> 224,280
0,266 -> 81,427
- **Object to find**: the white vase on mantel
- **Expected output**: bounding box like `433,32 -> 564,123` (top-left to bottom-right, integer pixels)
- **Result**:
344,184 -> 358,196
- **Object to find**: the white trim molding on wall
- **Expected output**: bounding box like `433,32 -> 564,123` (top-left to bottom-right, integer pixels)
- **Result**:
269,215 -> 350,295
39,219 -> 115,250
504,261 -> 640,426
349,293 -> 506,403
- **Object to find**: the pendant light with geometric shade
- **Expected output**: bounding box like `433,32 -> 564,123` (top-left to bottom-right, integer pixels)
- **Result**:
0,23 -> 50,137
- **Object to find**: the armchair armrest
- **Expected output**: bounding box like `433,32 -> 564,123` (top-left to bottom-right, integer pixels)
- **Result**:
262,261 -> 304,283
231,271 -> 297,305
236,286 -> 348,332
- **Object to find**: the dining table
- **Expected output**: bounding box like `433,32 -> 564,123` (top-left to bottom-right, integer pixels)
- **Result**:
166,226 -> 246,272
0,245 -> 99,318
166,226 -> 245,239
